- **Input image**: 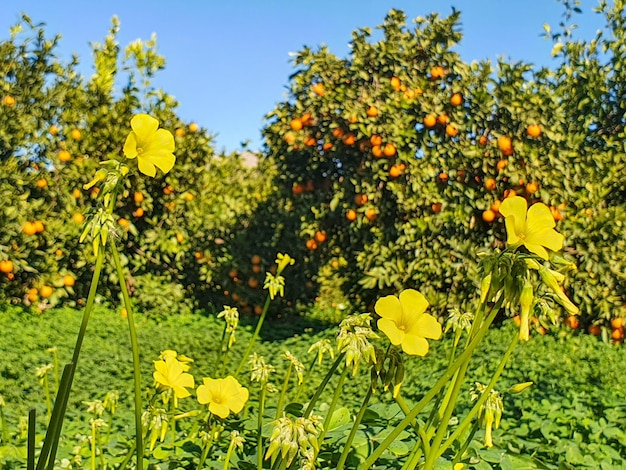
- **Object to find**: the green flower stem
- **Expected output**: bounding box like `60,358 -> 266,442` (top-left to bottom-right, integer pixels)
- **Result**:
257,385 -> 268,470
110,241 -> 144,470
90,420 -> 97,470
216,326 -> 229,376
42,374 -> 51,420
222,436 -> 236,470
27,408 -> 35,470
436,332 -> 520,461
394,395 -> 422,434
401,445 -> 423,470
197,427 -> 215,470
421,353 -> 472,469
303,353 -> 345,418
37,246 -> 105,470
50,349 -> 59,394
275,363 -> 293,419
336,385 -> 374,470
235,294 -> 272,377
358,301 -> 502,470
318,364 -> 350,444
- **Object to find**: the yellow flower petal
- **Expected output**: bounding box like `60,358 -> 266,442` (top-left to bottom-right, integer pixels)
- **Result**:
522,242 -> 549,260
142,150 -> 176,175
210,402 -> 231,419
123,133 -> 138,159
412,313 -> 442,340
138,157 -> 157,177
375,295 -> 402,323
499,196 -> 527,235
399,289 -> 429,316
377,318 -> 404,346
526,228 -> 564,253
504,215 -> 522,247
130,114 -> 159,142
145,128 -> 175,153
401,334 -> 429,356
526,202 -> 555,232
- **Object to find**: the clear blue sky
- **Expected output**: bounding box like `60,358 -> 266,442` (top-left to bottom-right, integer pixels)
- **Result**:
2,1 -> 604,153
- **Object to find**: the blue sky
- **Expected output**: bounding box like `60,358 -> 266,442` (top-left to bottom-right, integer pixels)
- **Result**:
2,1 -> 604,153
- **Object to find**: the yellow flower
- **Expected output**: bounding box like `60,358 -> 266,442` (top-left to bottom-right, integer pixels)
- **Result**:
275,253 -> 295,275
196,376 -> 249,419
124,114 -> 175,177
499,196 -> 564,260
153,356 -> 195,405
375,289 -> 442,356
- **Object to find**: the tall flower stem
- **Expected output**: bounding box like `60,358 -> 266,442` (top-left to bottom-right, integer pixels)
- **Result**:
318,364 -> 350,444
35,247 -> 104,470
303,353 -> 345,418
110,241 -> 144,469
358,300 -> 502,470
275,363 -> 293,419
336,385 -> 374,470
235,295 -> 271,377
257,385 -> 268,470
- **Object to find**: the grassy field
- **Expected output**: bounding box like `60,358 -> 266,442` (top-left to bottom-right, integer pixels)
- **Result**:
0,305 -> 625,468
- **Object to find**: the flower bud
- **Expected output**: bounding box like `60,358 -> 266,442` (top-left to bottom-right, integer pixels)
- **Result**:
519,282 -> 533,341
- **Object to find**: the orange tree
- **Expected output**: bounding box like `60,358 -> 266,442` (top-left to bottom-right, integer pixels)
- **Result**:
0,16 -> 274,316
261,8 -> 625,331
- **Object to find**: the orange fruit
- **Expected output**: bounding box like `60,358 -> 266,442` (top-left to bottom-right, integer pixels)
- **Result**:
40,285 -> 53,298
63,275 -> 75,287
490,200 -> 502,213
437,114 -> 449,125
332,128 -> 345,138
305,137 -> 316,147
2,95 -> 16,107
175,128 -> 185,137
390,76 -> 401,91
228,269 -> 238,279
478,135 -> 489,146
72,188 -> 81,199
430,66 -> 445,79
482,209 -> 496,223
314,231 -> 327,243
133,207 -> 144,217
550,206 -> 564,221
404,89 -> 416,100
176,233 -> 184,243
36,178 -> 47,188
163,185 -> 174,195
383,143 -> 397,157
71,129 -> 82,140
450,93 -> 463,106
322,142 -> 333,151
370,134 -> 383,146
34,221 -> 44,233
565,315 -> 579,329
431,202 -> 442,213
251,255 -> 262,265
290,118 -> 303,131
366,105 -> 379,117
27,288 -> 38,302
611,327 -> 624,341
285,132 -> 296,145
189,122 -> 199,132
72,213 -> 85,224
423,114 -> 437,128
498,136 -> 513,156
588,324 -> 601,336
513,315 -> 521,326
183,192 -> 194,201
49,125 -> 59,135
343,133 -> 356,145
300,113 -> 313,127
484,178 -> 497,191
58,150 -> 71,162
0,260 -> 14,274
372,145 -> 383,158
389,165 -> 402,178
438,172 -> 449,183
312,83 -> 325,96
305,239 -> 318,250
611,317 -> 624,329
292,183 -> 305,195
23,222 -> 37,235
118,218 -> 129,228
445,124 -> 458,137
526,124 -> 541,137
134,191 -> 144,203
496,159 -> 508,172
346,209 -> 358,221
354,194 -> 368,206
525,182 -> 539,194
365,208 -> 377,221
254,305 -> 264,315
348,114 -> 358,124
504,189 -> 517,198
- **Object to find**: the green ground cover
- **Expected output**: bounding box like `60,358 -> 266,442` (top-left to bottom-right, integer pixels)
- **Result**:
1,305 -> 624,468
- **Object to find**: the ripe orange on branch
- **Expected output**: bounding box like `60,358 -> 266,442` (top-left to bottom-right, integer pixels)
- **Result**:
526,124 -> 542,137
430,66 -> 445,79
450,93 -> 463,106
311,83 -> 325,96
0,260 -> 14,274
366,105 -> 379,117
423,114 -> 437,128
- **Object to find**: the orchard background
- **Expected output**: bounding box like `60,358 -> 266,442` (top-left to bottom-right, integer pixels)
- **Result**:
1,4 -> 625,341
